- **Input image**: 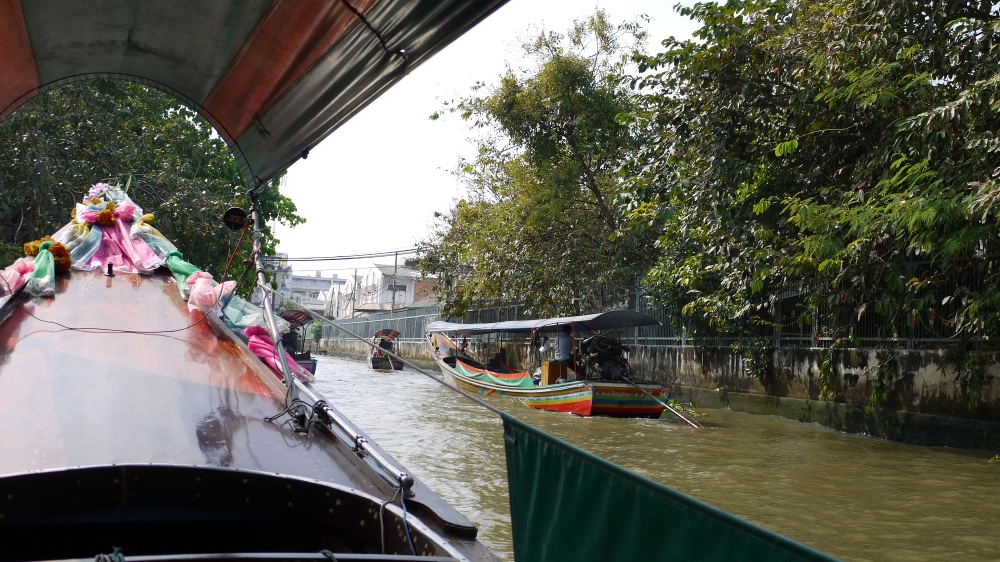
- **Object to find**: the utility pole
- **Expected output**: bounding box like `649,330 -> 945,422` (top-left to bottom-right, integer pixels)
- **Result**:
351,268 -> 358,318
391,251 -> 398,314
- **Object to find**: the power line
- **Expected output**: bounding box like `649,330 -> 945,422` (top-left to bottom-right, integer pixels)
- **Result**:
263,248 -> 418,263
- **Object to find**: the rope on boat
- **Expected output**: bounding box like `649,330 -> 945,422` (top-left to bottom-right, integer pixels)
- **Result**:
399,491 -> 419,555
93,547 -> 124,562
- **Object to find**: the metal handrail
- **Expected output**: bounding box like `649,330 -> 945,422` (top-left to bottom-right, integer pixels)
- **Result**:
294,380 -> 414,495
255,283 -> 415,495
249,203 -> 301,409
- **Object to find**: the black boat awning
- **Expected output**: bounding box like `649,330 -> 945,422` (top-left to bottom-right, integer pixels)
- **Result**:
427,310 -> 662,335
0,0 -> 508,188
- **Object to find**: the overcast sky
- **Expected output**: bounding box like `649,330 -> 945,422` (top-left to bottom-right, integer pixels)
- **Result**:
273,0 -> 699,280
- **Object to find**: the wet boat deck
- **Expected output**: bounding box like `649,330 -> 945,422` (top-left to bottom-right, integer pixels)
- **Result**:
0,270 -> 379,489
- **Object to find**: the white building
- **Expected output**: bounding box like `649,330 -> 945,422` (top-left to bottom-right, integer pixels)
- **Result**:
334,261 -> 435,317
255,255 -> 345,316
284,271 -> 345,315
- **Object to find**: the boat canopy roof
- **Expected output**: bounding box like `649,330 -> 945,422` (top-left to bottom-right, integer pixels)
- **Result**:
427,310 -> 661,335
374,328 -> 400,340
0,0 -> 507,188
277,309 -> 312,329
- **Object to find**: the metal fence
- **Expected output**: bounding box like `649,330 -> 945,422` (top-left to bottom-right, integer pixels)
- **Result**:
322,306 -> 442,343
321,298 -> 726,347
321,277 -> 981,349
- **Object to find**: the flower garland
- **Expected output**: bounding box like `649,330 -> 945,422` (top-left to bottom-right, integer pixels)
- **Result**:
95,208 -> 116,226
23,236 -> 70,272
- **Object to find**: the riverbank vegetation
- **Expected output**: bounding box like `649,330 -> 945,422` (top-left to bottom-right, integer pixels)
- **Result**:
419,0 -> 1000,355
0,80 -> 302,278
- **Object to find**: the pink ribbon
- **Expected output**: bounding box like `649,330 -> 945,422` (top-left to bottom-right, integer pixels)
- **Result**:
0,258 -> 34,296
244,326 -> 311,381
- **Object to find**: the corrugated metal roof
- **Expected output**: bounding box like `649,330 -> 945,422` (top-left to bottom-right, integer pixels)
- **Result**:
374,263 -> 422,279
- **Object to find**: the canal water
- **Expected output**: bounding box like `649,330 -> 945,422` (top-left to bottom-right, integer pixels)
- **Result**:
311,355 -> 998,562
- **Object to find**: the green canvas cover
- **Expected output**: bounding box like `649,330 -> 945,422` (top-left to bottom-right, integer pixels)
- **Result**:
501,413 -> 840,562
454,361 -> 536,389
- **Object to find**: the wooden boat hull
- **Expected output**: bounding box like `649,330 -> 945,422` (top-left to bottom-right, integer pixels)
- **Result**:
436,357 -> 593,415
0,271 -> 496,561
434,356 -> 666,418
368,355 -> 404,372
590,382 -> 667,418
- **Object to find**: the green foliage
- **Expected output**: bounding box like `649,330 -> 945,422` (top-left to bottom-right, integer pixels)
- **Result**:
0,80 -> 302,281
865,351 -> 899,408
0,241 -> 19,267
420,12 -> 659,318
733,337 -> 773,380
818,339 -> 849,400
940,340 -> 995,411
620,0 -> 1000,347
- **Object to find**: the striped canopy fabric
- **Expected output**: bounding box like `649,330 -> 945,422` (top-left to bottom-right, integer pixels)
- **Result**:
0,0 -> 506,187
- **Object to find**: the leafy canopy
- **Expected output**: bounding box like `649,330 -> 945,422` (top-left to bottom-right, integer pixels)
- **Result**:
420,12 -> 659,318
0,80 -> 303,281
621,0 -> 1000,344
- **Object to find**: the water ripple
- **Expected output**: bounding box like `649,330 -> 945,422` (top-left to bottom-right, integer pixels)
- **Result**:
313,355 -> 998,562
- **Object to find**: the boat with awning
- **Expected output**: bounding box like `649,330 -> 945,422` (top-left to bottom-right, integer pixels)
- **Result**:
369,328 -> 404,371
427,311 -> 670,418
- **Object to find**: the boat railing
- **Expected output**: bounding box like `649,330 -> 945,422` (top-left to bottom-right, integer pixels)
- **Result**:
251,203 -> 301,409
293,378 -> 415,495
252,274 -> 415,496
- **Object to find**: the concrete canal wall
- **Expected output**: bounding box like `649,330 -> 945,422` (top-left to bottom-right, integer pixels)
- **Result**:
315,337 -> 1000,450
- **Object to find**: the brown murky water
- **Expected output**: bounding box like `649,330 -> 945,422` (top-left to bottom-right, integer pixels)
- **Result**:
312,355 -> 999,561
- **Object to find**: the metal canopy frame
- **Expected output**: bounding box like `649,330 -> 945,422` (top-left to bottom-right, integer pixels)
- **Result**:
0,0 -> 508,187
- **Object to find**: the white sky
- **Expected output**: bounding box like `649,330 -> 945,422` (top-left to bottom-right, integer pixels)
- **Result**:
273,0 -> 699,281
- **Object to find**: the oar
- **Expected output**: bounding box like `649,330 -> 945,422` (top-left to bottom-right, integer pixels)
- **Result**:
621,374 -> 701,428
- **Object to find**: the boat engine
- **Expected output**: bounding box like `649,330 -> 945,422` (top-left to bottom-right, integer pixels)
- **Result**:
579,333 -> 635,381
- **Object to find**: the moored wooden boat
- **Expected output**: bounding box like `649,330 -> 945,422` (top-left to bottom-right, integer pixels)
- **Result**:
435,353 -> 594,415
279,310 -> 320,376
429,327 -> 668,418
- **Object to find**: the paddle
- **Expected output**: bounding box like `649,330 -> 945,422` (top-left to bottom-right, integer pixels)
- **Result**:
620,374 -> 701,428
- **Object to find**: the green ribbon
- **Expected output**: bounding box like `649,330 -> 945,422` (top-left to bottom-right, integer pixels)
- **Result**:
27,241 -> 56,297
164,250 -> 201,290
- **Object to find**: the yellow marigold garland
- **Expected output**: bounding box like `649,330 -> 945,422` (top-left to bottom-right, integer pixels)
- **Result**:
95,209 -> 116,227
23,236 -> 53,256
49,242 -> 71,273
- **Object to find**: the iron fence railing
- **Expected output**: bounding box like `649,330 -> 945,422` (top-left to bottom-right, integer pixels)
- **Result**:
320,276 -> 983,349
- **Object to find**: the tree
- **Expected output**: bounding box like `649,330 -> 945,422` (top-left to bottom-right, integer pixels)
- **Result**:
621,0 -> 1000,346
0,80 -> 303,283
420,12 -> 659,318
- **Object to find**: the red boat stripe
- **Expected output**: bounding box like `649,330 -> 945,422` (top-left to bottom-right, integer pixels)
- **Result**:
0,0 -> 40,119
202,0 -> 379,144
